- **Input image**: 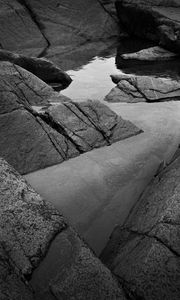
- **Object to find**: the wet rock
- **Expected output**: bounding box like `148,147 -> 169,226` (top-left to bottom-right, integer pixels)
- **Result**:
44,100 -> 142,152
115,0 -> 180,53
105,74 -> 180,103
0,0 -> 47,56
0,157 -> 126,300
21,0 -> 119,47
101,155 -> 180,300
121,46 -> 178,61
0,50 -> 72,90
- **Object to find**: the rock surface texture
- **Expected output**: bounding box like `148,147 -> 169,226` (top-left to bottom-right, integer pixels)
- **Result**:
0,157 -> 126,300
0,0 -> 47,56
0,0 -> 119,56
115,0 -> 180,52
121,46 -> 178,61
101,155 -> 180,300
0,49 -> 72,90
105,74 -> 180,103
0,62 -> 142,174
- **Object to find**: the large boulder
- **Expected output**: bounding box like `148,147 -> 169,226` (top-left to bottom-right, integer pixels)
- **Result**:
115,0 -> 180,52
0,0 -> 47,56
0,50 -> 72,90
0,157 -> 126,300
0,62 -> 142,174
20,0 -> 119,47
101,155 -> 180,300
105,74 -> 180,103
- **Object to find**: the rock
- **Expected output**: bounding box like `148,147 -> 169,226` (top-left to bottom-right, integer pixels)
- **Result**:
0,0 -> 47,56
0,245 -> 34,300
101,155 -> 180,300
0,64 -> 142,174
105,74 -> 180,103
0,49 -> 72,90
115,0 -> 180,53
0,157 -> 126,300
0,61 -> 56,107
21,0 -> 119,47
121,46 -> 178,61
44,100 -> 143,152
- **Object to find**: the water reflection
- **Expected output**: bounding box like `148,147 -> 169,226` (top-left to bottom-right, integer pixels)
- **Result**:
47,37 -> 180,102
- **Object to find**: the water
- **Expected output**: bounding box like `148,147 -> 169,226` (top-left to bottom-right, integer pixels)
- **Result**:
48,37 -> 180,102
63,55 -> 119,101
25,38 -> 180,255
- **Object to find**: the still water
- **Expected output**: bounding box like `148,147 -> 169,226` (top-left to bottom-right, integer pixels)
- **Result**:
53,38 -> 180,102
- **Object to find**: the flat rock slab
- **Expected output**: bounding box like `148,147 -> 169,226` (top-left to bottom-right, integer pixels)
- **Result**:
105,74 -> 180,103
121,46 -> 178,61
0,158 -> 125,300
116,0 -> 180,52
0,0 -> 47,55
45,100 -> 142,152
0,64 -> 142,174
101,155 -> 180,300
0,50 -> 72,90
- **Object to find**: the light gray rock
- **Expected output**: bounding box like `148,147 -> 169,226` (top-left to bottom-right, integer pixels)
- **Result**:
44,100 -> 143,152
105,74 -> 180,103
101,155 -> 180,300
121,46 -> 178,61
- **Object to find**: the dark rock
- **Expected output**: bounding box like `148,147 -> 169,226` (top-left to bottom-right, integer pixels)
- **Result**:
0,157 -> 126,300
0,63 -> 142,174
105,74 -> 180,103
101,155 -> 180,300
0,0 -> 47,56
21,0 -> 119,47
115,0 -> 180,53
0,61 -> 55,107
0,49 -> 72,90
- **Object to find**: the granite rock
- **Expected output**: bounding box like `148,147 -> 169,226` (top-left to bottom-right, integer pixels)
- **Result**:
101,155 -> 180,300
105,74 -> 180,103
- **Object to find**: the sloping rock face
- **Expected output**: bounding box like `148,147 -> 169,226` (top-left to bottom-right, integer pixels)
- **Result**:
0,0 -> 47,56
0,49 -> 72,90
20,0 -> 119,47
121,46 -> 178,61
0,158 -> 126,300
115,0 -> 180,52
0,62 -> 142,174
44,100 -> 142,152
101,155 -> 180,300
105,74 -> 180,103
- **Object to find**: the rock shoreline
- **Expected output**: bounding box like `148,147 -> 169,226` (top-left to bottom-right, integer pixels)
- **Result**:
0,0 -> 180,299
